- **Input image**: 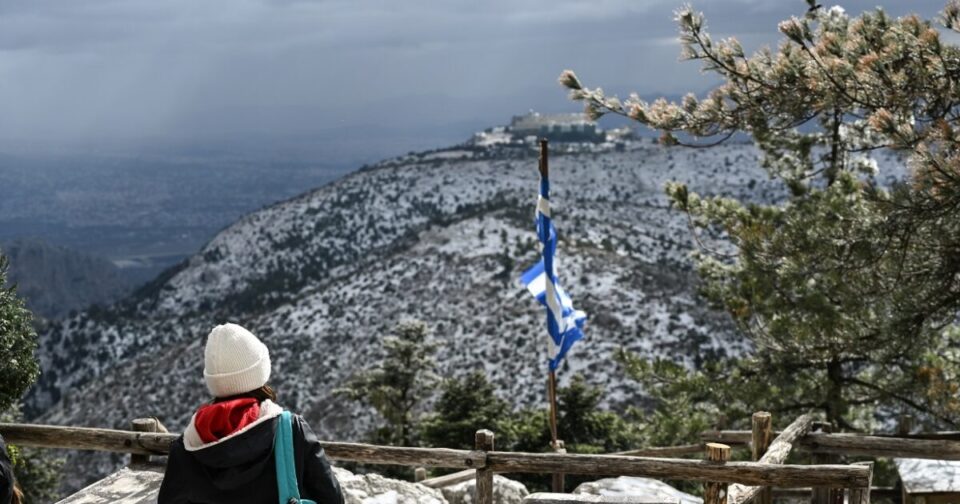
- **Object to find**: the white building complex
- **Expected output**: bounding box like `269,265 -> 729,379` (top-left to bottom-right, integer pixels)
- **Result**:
508,111 -> 604,142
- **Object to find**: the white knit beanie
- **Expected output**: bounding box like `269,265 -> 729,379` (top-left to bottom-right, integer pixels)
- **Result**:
203,323 -> 271,398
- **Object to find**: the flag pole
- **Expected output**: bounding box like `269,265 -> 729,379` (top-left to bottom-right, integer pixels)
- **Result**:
539,139 -> 565,492
538,139 -> 559,448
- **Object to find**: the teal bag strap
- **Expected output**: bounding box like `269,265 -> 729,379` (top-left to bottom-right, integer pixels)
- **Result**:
274,411 -> 317,504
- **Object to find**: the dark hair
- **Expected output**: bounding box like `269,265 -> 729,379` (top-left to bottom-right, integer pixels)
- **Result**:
11,482 -> 22,504
212,384 -> 277,404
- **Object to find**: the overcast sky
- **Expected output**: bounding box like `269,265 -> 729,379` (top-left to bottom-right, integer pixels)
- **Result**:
0,0 -> 951,162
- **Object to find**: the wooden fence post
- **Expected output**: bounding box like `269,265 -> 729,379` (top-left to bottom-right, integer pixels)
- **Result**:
475,430 -> 495,504
811,423 -> 843,504
150,417 -> 169,433
552,440 -> 566,493
415,467 -> 427,482
848,461 -> 874,504
130,418 -> 158,465
704,443 -> 731,504
727,414 -> 813,504
898,414 -> 914,437
751,412 -> 773,504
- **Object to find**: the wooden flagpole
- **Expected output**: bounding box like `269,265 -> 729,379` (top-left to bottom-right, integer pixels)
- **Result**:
548,370 -> 559,445
539,138 -> 565,492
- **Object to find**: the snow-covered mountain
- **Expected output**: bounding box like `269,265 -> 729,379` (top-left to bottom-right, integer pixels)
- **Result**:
2,239 -> 134,319
29,138 -> 792,489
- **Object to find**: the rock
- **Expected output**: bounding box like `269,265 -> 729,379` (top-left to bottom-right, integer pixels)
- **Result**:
573,477 -> 701,504
441,474 -> 529,504
333,467 -> 447,504
55,465 -> 164,504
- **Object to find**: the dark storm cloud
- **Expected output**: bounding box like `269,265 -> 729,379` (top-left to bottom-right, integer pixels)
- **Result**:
0,0 -> 951,155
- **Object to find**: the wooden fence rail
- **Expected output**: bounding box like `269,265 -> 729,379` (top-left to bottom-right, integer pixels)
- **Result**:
0,422 -> 871,490
613,443 -> 704,457
772,486 -> 898,499
702,429 -> 960,460
703,429 -> 960,441
419,469 -> 476,488
0,423 -> 487,468
0,423 -> 174,455
484,452 -> 869,487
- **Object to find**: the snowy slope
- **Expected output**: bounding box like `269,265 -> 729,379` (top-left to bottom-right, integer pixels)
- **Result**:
30,138 -> 887,489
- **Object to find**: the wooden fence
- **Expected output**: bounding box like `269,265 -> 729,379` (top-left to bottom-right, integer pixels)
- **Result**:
14,409 -> 960,503
0,414 -> 880,504
703,428 -> 960,460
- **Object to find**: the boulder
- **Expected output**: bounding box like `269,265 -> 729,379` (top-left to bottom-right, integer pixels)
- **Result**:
441,474 -> 529,504
573,477 -> 701,504
333,467 -> 447,504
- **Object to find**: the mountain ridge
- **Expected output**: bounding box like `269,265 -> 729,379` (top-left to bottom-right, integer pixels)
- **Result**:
2,239 -> 134,320
27,138 -> 793,490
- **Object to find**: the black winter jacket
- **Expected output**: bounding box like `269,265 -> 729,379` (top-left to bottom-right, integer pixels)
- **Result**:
0,435 -> 14,504
158,413 -> 344,504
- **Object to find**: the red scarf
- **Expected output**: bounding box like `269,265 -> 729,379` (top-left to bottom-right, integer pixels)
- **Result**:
193,398 -> 261,443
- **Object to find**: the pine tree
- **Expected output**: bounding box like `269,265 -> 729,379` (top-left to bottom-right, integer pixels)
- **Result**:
555,374 -> 641,454
501,375 -> 642,492
336,320 -> 438,446
502,374 -> 640,454
0,253 -> 62,501
560,1 -> 960,429
420,371 -> 510,450
0,254 -> 40,411
0,405 -> 62,504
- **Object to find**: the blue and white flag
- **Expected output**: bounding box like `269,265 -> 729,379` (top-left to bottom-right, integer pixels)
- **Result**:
520,176 -> 586,371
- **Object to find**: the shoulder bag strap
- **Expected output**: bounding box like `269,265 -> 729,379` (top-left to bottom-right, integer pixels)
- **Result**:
274,411 -> 302,504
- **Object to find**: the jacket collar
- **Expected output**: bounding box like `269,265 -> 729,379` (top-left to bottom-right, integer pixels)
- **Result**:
183,399 -> 283,452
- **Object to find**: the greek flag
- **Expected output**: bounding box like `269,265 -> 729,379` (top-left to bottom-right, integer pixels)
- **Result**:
520,176 -> 586,371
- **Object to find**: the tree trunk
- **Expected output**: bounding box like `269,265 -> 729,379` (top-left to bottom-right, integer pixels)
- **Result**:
825,359 -> 845,426
825,107 -> 842,186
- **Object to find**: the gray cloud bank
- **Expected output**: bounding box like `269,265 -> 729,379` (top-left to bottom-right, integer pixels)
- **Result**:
0,0 -> 950,161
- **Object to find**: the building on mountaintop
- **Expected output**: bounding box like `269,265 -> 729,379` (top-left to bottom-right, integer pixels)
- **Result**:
468,111 -> 611,148
508,111 -> 604,143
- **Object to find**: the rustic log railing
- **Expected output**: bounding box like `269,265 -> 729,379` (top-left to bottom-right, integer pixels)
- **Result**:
0,422 -> 488,467
419,468 -> 476,488
484,452 -> 867,487
0,421 -> 873,504
702,428 -> 960,460
773,486 -> 899,500
614,443 -> 704,457
415,415 -> 947,502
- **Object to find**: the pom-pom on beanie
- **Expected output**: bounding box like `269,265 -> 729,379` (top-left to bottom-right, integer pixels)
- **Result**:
203,323 -> 271,398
